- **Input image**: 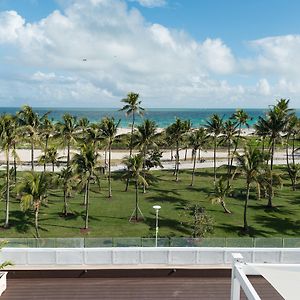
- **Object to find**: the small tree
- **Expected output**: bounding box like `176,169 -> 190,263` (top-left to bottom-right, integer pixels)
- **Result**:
123,154 -> 148,222
184,205 -> 214,238
17,172 -> 49,238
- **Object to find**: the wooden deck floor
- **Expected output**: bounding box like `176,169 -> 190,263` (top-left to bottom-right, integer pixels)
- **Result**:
1,270 -> 283,300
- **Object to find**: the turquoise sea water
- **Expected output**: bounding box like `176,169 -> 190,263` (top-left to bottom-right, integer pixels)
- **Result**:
1,107 -> 299,128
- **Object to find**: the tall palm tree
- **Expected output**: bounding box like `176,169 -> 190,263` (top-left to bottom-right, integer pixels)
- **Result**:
0,114 -> 19,228
72,143 -> 101,229
220,120 -> 239,188
188,128 -> 208,186
120,92 -> 144,156
17,105 -> 41,171
123,154 -> 148,222
100,117 -> 120,198
236,145 -> 265,233
39,115 -> 54,172
254,116 -> 270,153
205,114 -> 223,186
57,113 -> 79,167
57,166 -> 75,216
134,119 -> 157,192
17,172 -> 49,237
166,118 -> 191,181
284,114 -> 299,189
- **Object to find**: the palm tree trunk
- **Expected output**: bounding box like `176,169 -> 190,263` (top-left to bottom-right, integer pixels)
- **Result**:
244,182 -> 250,232
44,137 -> 48,172
84,177 -> 90,229
143,149 -> 146,193
227,142 -> 231,188
108,143 -> 112,198
31,138 -> 34,171
184,147 -> 188,161
83,183 -> 87,206
129,113 -> 135,157
190,150 -> 196,186
35,204 -> 40,238
221,200 -> 231,214
4,149 -> 10,228
52,163 -> 55,173
292,134 -> 295,165
175,141 -> 179,182
270,140 -> 275,170
171,149 -> 173,161
104,147 -> 107,173
67,141 -> 70,167
213,137 -> 217,186
13,143 -> 17,183
63,187 -> 68,216
135,180 -> 138,221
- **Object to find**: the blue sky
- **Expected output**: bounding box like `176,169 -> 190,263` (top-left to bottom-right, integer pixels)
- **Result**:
0,0 -> 299,107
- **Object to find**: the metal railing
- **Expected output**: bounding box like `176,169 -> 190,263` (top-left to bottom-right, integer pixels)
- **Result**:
1,237 -> 300,248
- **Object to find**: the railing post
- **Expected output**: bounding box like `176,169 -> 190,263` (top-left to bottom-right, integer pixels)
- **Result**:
231,253 -> 244,300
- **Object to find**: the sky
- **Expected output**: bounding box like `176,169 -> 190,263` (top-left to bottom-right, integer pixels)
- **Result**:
0,0 -> 300,108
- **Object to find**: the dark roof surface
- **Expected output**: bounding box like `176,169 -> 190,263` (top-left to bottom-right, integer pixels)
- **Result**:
2,269 -> 283,300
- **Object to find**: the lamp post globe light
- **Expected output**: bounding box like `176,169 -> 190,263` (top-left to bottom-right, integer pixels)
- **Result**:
153,205 -> 161,247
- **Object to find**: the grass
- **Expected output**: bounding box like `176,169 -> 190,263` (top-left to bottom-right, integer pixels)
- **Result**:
1,167 -> 300,238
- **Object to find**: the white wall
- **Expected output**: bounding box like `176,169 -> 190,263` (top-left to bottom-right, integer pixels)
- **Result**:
1,247 -> 300,268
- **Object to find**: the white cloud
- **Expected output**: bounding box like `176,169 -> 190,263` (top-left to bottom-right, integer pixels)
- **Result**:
0,10 -> 24,43
130,0 -> 166,8
256,78 -> 271,96
0,0 -> 300,107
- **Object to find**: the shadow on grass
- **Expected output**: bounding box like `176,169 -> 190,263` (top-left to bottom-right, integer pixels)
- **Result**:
216,223 -> 270,237
146,194 -> 187,208
145,213 -> 191,235
254,215 -> 300,236
10,210 -> 33,234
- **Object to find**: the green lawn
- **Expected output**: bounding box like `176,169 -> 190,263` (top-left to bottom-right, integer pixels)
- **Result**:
1,167 -> 300,238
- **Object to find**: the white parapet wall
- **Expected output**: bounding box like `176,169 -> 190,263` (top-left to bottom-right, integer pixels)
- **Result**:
1,247 -> 300,269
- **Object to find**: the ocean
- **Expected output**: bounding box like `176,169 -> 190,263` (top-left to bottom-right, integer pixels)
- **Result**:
0,107 -> 298,128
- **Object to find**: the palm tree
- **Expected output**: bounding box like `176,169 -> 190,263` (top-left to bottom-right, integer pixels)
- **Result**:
17,172 -> 49,237
57,113 -> 79,167
257,167 -> 282,206
284,114 -> 299,189
100,117 -> 120,198
39,146 -> 60,172
123,154 -> 147,222
39,115 -> 54,172
211,178 -> 231,213
205,114 -> 223,186
221,119 -> 239,186
134,119 -> 157,192
0,114 -> 19,228
236,145 -> 265,233
72,143 -> 101,229
231,109 -> 250,150
57,166 -> 75,216
166,118 -> 191,181
254,116 -> 270,153
188,128 -> 208,186
120,92 -> 144,157
17,105 -> 41,171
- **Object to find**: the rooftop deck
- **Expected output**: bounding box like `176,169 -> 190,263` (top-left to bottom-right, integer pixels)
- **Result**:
1,269 -> 283,300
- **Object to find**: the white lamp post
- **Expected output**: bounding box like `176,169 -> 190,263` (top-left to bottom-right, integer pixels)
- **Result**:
153,205 -> 161,247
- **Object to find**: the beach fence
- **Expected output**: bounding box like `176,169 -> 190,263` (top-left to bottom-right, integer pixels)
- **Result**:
1,237 -> 300,248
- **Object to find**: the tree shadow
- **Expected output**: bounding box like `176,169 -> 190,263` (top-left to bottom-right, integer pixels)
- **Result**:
10,210 -> 33,233
146,194 -> 187,207
144,214 -> 191,235
216,223 -> 270,237
254,215 -> 300,236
